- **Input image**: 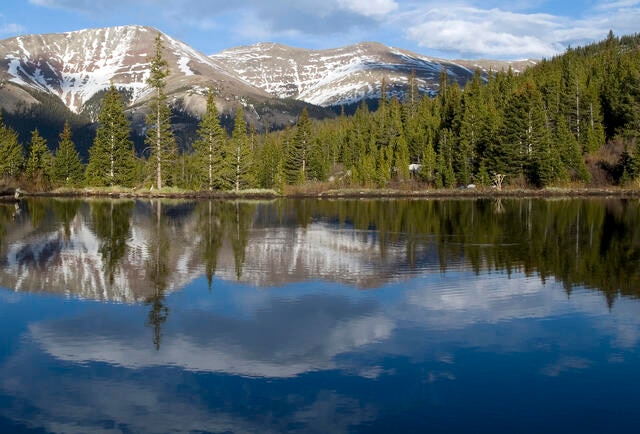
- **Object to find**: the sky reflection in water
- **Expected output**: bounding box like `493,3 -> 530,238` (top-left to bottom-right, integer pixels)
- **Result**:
0,198 -> 639,433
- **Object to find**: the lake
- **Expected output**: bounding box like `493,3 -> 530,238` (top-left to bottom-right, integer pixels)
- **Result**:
0,197 -> 639,433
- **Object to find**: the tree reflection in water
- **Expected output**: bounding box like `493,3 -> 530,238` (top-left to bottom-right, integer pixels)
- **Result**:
91,199 -> 133,285
0,197 -> 639,345
145,200 -> 170,350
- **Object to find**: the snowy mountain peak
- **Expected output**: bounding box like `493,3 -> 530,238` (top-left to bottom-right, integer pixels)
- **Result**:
0,25 -> 533,116
0,25 -> 266,114
2,26 -> 153,112
211,41 -> 499,107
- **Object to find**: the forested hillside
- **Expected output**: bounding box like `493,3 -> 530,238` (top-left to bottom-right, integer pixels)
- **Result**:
251,31 -> 639,190
0,32 -> 639,192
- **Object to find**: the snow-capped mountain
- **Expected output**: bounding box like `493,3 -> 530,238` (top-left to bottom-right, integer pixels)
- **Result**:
0,25 -> 269,115
0,25 -> 534,120
211,42 -> 535,107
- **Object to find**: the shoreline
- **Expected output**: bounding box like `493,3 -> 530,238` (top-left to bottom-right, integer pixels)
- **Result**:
16,186 -> 640,200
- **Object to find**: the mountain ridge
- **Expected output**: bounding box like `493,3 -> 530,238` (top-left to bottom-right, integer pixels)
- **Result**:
0,25 -> 537,154
0,25 -> 534,116
0,25 -> 271,115
211,40 -> 535,107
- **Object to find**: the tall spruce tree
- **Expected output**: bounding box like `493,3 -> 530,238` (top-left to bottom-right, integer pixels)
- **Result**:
52,121 -> 84,187
145,33 -> 176,189
493,81 -> 538,179
229,106 -> 255,191
193,90 -> 229,190
286,108 -> 313,184
435,129 -> 455,188
25,129 -> 53,189
555,114 -> 589,183
457,70 -> 485,185
87,86 -> 135,187
419,137 -> 437,185
256,131 -> 283,190
0,111 -> 24,181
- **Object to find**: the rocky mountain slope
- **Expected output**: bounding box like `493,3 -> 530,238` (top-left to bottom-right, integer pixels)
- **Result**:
0,25 -> 535,117
0,25 -> 270,119
211,42 -> 534,107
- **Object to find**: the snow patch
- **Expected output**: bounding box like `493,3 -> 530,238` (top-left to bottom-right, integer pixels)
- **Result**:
177,56 -> 194,76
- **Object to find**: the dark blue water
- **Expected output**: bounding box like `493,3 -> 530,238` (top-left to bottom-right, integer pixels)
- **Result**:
0,198 -> 639,433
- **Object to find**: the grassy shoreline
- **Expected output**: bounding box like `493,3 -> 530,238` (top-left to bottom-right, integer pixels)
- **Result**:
16,185 -> 640,200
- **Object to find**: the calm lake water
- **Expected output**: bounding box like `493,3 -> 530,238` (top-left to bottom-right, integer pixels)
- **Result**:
1,197 -> 639,433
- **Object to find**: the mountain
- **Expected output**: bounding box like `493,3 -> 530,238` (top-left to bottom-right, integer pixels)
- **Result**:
0,25 -> 534,150
211,41 -> 535,107
0,25 -> 535,114
0,25 -> 271,117
0,25 -> 326,151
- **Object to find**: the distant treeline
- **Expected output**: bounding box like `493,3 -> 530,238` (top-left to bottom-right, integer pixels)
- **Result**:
1,31 -> 639,191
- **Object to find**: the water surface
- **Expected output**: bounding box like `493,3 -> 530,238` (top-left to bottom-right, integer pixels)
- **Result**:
0,198 -> 639,433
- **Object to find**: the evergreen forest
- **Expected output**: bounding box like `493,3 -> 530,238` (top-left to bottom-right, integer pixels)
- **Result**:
1,31 -> 640,193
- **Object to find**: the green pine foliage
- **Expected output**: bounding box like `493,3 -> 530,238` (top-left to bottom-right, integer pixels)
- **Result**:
86,86 -> 136,187
555,115 -> 590,183
285,108 -> 313,184
0,111 -> 25,181
52,121 -> 85,187
145,33 -> 177,189
228,106 -> 256,191
25,129 -> 53,190
192,91 -> 229,190
8,32 -> 640,191
255,129 -> 285,190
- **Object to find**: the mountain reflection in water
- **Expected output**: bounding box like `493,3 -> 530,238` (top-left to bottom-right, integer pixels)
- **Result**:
0,197 -> 639,433
1,198 -> 638,301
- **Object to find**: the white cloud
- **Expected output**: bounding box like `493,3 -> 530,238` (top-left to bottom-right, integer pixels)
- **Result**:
401,6 -> 568,59
337,0 -> 399,18
18,1 -> 640,65
400,1 -> 640,59
28,0 -> 129,14
595,0 -> 640,10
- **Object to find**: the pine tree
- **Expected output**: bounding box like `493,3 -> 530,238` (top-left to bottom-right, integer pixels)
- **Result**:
457,70 -> 484,185
0,111 -> 24,181
393,133 -> 410,183
145,33 -> 176,189
25,129 -> 53,189
229,106 -> 255,191
387,97 -> 410,182
286,108 -> 312,184
419,137 -> 437,185
87,86 -> 136,187
526,89 -> 565,186
52,121 -> 84,187
476,160 -> 491,187
494,80 -> 539,179
255,129 -> 285,190
555,115 -> 589,183
193,90 -> 229,190
582,77 -> 606,153
435,129 -> 455,188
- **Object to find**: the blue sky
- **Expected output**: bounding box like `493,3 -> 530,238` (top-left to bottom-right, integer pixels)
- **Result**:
0,1 -> 638,59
